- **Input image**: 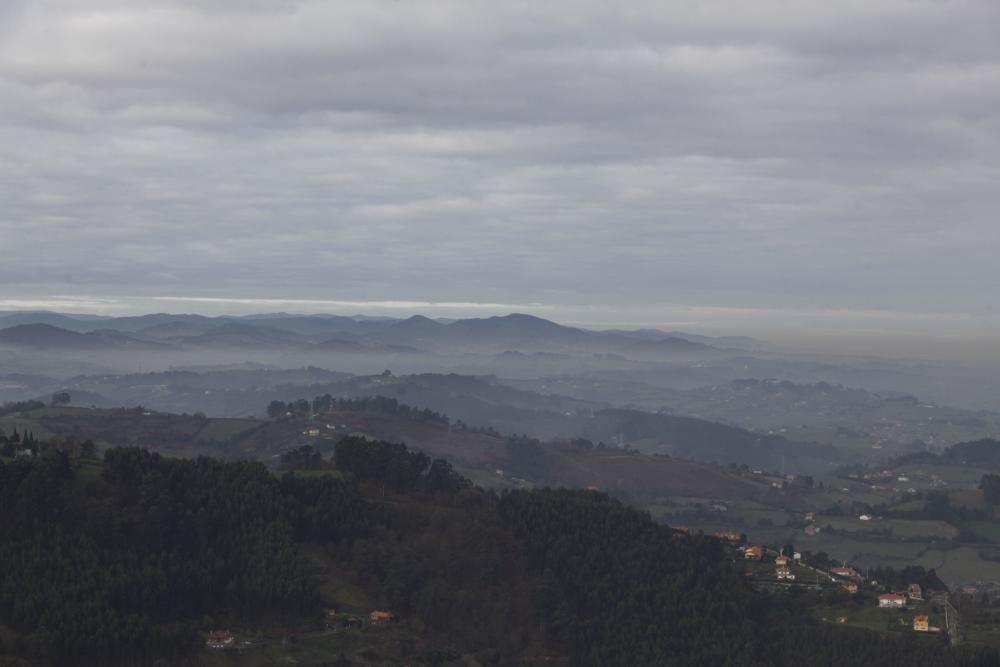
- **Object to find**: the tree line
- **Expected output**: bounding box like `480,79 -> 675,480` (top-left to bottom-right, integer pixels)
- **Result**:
266,395 -> 449,425
3,436 -> 1000,665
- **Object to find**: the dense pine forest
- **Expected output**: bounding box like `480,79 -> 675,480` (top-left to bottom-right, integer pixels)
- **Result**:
2,439 -> 1000,666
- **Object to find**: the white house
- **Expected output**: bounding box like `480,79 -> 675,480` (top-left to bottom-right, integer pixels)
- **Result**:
878,594 -> 906,608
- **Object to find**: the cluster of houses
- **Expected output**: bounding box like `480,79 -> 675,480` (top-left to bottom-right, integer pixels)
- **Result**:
830,566 -> 861,594
207,609 -> 400,651
827,575 -> 941,633
741,545 -> 802,581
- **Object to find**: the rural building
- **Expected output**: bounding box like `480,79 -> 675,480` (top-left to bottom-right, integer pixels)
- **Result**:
804,525 -> 819,535
831,567 -> 859,580
913,615 -> 929,632
775,555 -> 789,567
744,546 -> 764,560
369,610 -> 396,625
206,631 -> 235,649
908,584 -> 923,601
804,512 -> 815,522
835,616 -> 848,624
776,566 -> 795,581
303,427 -> 320,437
840,581 -> 859,594
715,531 -> 742,543
878,594 -> 906,608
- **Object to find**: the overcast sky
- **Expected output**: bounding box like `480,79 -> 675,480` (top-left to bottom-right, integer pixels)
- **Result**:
1,1 -> 998,334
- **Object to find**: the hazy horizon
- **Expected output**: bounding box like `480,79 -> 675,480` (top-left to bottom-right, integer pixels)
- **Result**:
3,300 -> 1000,363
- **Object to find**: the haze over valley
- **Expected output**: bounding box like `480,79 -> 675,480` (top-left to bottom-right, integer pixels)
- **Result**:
4,0 -> 1000,664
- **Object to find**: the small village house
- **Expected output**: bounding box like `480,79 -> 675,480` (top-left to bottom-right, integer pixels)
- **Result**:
831,566 -> 859,580
369,610 -> 397,625
908,584 -> 923,601
878,594 -> 906,608
840,581 -> 859,594
776,566 -> 795,581
774,555 -> 789,567
913,615 -> 929,632
206,631 -> 235,649
744,546 -> 763,560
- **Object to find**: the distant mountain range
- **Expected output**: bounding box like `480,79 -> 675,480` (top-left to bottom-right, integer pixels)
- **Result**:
0,310 -> 747,356
0,324 -> 174,351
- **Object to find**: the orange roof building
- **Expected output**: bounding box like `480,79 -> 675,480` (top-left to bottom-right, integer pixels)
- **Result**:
369,610 -> 397,624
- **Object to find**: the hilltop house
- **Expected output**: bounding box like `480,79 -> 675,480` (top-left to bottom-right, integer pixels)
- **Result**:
840,581 -> 859,594
776,566 -> 795,581
913,615 -> 930,632
831,566 -> 859,580
744,546 -> 763,560
908,584 -> 923,601
206,631 -> 235,649
878,594 -> 907,608
775,555 -> 789,567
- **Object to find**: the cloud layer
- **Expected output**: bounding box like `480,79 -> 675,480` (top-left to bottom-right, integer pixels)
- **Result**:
1,1 -> 998,332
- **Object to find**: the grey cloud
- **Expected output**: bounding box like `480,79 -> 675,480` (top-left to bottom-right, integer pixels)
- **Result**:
0,1 -> 998,332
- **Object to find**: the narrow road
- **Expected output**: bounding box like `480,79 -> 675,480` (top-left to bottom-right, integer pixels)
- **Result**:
945,599 -> 960,645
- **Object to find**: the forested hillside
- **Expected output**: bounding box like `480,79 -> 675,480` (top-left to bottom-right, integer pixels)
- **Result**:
1,441 -> 998,666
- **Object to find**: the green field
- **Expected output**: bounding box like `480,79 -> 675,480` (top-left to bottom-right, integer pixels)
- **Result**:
823,517 -> 957,540
961,521 -> 1000,543
916,547 -> 1000,584
195,418 -> 261,442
